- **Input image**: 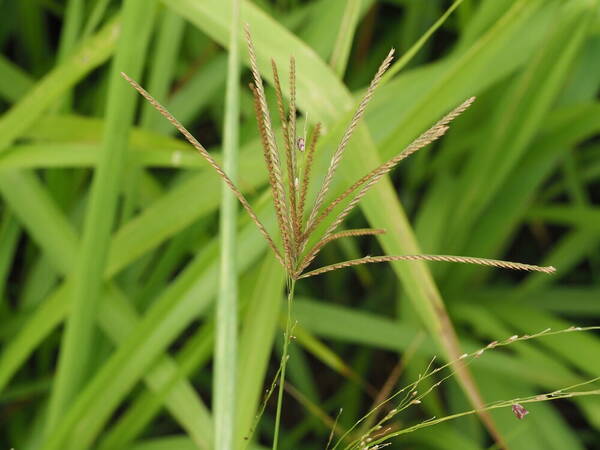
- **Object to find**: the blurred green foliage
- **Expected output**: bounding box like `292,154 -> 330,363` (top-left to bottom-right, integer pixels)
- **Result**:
0,0 -> 599,449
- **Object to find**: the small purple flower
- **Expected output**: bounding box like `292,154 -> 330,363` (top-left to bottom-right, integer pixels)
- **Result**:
297,137 -> 305,152
512,403 -> 529,420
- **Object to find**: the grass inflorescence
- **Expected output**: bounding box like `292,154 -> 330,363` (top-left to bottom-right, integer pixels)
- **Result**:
122,24 -> 558,449
335,325 -> 600,450
1,1 -> 598,449
122,29 -> 554,284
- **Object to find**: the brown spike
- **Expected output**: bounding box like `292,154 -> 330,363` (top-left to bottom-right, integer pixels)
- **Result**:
302,96 -> 475,245
302,97 -> 475,241
249,82 -> 293,272
272,59 -> 300,253
121,72 -> 284,267
303,49 -> 395,242
297,122 -> 321,234
304,125 -> 448,244
288,57 -> 301,246
245,25 -> 294,268
271,59 -> 291,155
298,254 -> 556,279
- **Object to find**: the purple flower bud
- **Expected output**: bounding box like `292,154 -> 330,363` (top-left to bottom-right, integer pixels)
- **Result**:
512,403 -> 529,420
297,137 -> 305,152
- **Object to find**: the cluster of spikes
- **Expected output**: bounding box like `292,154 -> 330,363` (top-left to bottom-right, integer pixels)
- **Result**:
121,26 -> 555,281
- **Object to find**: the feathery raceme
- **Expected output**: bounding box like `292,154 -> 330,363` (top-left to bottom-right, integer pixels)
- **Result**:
121,27 -> 555,281
303,48 -> 395,238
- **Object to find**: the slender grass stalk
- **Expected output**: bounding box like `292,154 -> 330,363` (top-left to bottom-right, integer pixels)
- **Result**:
273,278 -> 296,450
369,384 -> 600,447
332,325 -> 600,449
215,0 -> 240,448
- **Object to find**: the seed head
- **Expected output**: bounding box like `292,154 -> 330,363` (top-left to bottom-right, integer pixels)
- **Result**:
512,403 -> 529,420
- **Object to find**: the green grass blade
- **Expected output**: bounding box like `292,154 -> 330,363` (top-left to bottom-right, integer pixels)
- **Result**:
329,0 -> 361,78
98,287 -> 214,449
97,322 -> 214,450
56,0 -> 84,109
155,55 -> 227,135
527,205 -> 600,230
15,0 -> 51,76
40,214 -> 273,450
0,55 -> 33,102
215,0 -> 241,448
0,211 -> 20,307
444,103 -> 600,289
382,0 -> 464,83
0,170 -> 78,273
0,170 -> 215,448
46,0 -> 157,431
81,0 -> 113,39
447,1 -> 594,257
235,256 -> 285,448
3,1 -> 597,447
0,16 -> 120,153
140,9 -> 186,130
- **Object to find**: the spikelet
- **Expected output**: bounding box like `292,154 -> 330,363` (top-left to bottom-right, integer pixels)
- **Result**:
244,25 -> 294,268
299,255 -> 556,279
297,122 -> 321,244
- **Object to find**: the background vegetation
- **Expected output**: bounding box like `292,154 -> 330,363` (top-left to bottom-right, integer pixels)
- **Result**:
0,0 -> 599,449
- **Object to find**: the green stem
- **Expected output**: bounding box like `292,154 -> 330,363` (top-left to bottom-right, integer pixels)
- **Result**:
215,1 -> 240,449
272,278 -> 296,450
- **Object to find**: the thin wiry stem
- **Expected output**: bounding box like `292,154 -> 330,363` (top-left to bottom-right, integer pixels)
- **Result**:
245,25 -> 294,267
242,362 -> 285,449
273,278 -> 296,450
367,383 -> 600,448
326,408 -> 345,450
289,57 -> 302,246
120,72 -> 284,267
333,326 -> 600,450
298,254 -> 556,279
303,49 -> 395,242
